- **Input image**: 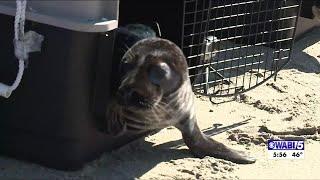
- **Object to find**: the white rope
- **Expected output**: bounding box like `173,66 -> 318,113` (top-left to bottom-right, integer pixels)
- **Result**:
0,0 -> 43,98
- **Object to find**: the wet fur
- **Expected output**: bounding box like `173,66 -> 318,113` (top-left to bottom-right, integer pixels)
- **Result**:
106,38 -> 256,164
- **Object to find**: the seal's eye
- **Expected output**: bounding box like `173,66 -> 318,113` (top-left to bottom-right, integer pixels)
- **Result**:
148,62 -> 171,86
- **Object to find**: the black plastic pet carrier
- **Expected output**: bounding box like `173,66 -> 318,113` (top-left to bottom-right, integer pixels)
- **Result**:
0,1 -> 142,170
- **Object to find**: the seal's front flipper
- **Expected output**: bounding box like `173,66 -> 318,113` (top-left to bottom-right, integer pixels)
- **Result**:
176,119 -> 256,164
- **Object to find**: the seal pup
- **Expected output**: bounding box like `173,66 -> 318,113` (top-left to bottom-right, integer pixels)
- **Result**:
107,26 -> 255,164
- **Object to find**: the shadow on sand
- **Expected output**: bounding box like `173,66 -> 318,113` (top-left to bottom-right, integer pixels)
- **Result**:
284,27 -> 320,74
93,119 -> 250,179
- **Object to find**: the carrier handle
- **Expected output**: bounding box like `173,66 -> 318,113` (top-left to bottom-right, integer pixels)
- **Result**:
0,0 -> 43,98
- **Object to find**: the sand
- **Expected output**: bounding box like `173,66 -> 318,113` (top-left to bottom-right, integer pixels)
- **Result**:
0,28 -> 320,180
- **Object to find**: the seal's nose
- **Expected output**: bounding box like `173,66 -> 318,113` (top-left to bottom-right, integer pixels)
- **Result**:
117,86 -> 149,108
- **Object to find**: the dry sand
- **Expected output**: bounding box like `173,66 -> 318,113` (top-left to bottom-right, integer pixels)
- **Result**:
0,28 -> 320,180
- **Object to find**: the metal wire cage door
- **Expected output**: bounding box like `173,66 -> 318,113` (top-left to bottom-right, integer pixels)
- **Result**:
181,0 -> 301,97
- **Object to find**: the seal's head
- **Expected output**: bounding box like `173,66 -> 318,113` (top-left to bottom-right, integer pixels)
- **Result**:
117,38 -> 188,110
